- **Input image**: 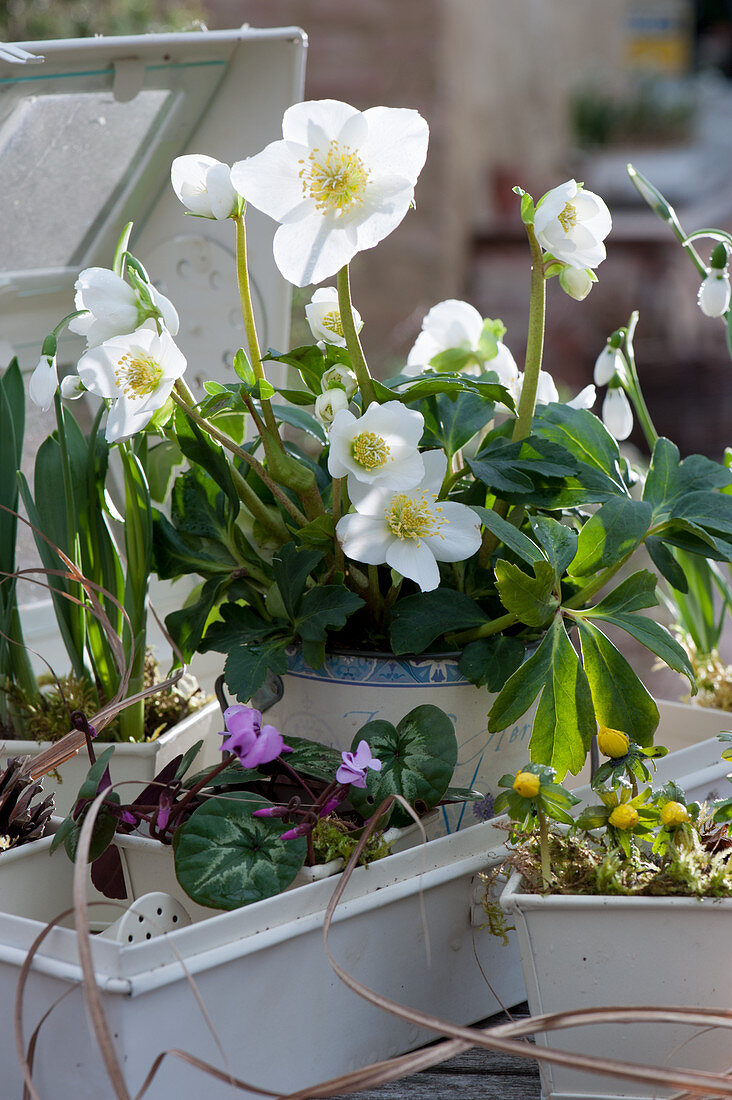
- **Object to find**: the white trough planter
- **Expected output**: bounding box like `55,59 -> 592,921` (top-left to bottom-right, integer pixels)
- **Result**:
500,871 -> 732,1100
2,818 -> 522,1100
1,701 -> 222,817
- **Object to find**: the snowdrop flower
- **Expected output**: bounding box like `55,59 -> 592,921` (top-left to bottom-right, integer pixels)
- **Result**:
321,363 -> 358,400
305,287 -> 362,347
594,343 -> 627,386
328,400 -> 424,489
336,741 -> 382,788
28,354 -> 58,411
231,99 -> 429,286
534,180 -> 611,270
403,299 -> 519,384
220,705 -> 288,768
68,268 -> 179,348
336,450 -> 482,592
314,387 -> 349,427
59,375 -> 85,400
698,270 -> 731,318
77,326 -> 187,443
602,386 -> 633,441
171,154 -> 238,220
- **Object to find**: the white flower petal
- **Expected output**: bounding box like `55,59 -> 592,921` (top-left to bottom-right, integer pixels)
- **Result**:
417,299 -> 484,350
567,384 -> 596,411
422,501 -> 481,562
149,285 -> 180,336
282,99 -> 362,145
360,106 -> 429,184
171,154 -> 220,216
602,388 -> 633,441
28,356 -> 58,411
206,161 -> 238,220
336,512 -> 393,564
231,140 -> 310,224
534,181 -> 611,271
273,216 -> 358,288
386,538 -> 440,592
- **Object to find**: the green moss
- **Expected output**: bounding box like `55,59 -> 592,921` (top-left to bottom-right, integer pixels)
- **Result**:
311,816 -> 392,867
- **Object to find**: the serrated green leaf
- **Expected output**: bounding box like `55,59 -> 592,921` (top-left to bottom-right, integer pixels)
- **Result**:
294,585 -> 364,641
568,498 -> 652,578
389,590 -> 488,654
295,514 -> 336,551
470,506 -> 547,567
174,792 -> 307,909
494,559 -> 558,627
224,639 -> 290,703
643,438 -> 732,518
488,629 -> 556,731
528,618 -> 595,777
272,543 -> 323,619
576,619 -> 659,745
200,602 -> 282,654
529,516 -> 578,576
532,404 -> 626,491
173,406 -> 239,510
421,391 -> 492,456
348,705 -> 458,827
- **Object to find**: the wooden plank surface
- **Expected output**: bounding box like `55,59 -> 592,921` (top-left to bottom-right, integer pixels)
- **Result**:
329,1007 -> 541,1100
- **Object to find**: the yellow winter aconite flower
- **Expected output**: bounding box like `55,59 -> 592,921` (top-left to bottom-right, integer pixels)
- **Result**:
597,726 -> 630,759
660,801 -> 690,827
608,804 -> 639,830
513,771 -> 541,799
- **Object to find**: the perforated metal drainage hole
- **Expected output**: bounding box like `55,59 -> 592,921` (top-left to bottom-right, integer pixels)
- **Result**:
172,915 -> 178,923
138,915 -> 144,923
145,933 -> 152,940
156,907 -> 163,915
128,935 -> 134,943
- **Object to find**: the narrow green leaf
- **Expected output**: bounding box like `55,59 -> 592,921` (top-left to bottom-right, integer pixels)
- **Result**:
470,507 -> 547,567
588,610 -> 696,690
645,536 -> 688,593
584,570 -> 658,615
577,619 -> 659,745
529,619 -> 595,778
569,498 -> 652,578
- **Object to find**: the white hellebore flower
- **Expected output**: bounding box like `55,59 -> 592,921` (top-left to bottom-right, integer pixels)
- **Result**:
558,266 -> 596,301
68,268 -> 179,348
59,375 -> 85,400
328,400 -> 424,490
594,344 -> 626,386
336,450 -> 481,592
231,99 -> 429,286
305,287 -> 362,347
510,370 -> 595,411
534,180 -> 611,270
28,354 -> 58,411
77,326 -> 187,443
698,270 -> 731,318
314,387 -> 349,427
602,386 -> 633,441
321,363 -> 358,400
171,154 -> 238,220
404,299 -> 519,384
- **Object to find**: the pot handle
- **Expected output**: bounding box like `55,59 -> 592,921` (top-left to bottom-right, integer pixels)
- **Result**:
251,670 -> 284,713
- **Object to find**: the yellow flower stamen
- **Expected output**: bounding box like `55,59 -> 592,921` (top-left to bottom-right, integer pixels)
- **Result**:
114,352 -> 162,400
322,309 -> 345,338
661,801 -> 690,828
609,804 -> 639,830
300,140 -> 370,217
386,493 -> 444,541
558,202 -> 578,233
352,430 -> 390,470
513,771 -> 541,799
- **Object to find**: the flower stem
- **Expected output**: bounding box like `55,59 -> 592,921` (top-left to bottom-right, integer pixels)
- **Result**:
512,224 -> 546,442
337,265 -> 376,407
621,312 -> 659,451
171,388 -> 308,526
332,477 -> 344,571
367,564 -> 382,623
538,807 -> 552,890
234,211 -> 281,440
447,611 -> 518,647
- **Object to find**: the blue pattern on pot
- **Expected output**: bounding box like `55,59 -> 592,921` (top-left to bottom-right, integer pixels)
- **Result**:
266,649 -> 537,835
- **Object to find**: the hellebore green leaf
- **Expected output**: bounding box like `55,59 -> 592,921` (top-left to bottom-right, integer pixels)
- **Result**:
233,347 -> 256,386
295,514 -> 337,552
458,635 -> 525,690
487,629 -> 556,731
146,439 -> 183,502
389,590 -> 488,654
645,536 -> 689,593
469,436 -> 578,497
165,577 -> 233,661
152,509 -> 239,579
348,705 -> 458,827
471,506 -> 547,567
293,586 -> 364,642
529,515 -> 578,576
199,601 -> 282,654
643,439 -> 732,520
494,559 -> 558,627
576,619 -> 659,746
272,543 -> 323,619
568,498 -> 653,578
586,610 -> 696,691
422,391 -> 492,456
270,402 -> 327,444
174,792 -> 307,910
671,490 -> 732,536
173,406 -> 239,510
532,404 -> 627,492
583,570 -> 659,616
224,638 -> 290,703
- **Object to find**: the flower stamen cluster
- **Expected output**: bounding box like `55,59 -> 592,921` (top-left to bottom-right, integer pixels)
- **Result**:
113,352 -> 163,400
352,430 -> 391,470
386,493 -> 443,541
300,141 -> 371,216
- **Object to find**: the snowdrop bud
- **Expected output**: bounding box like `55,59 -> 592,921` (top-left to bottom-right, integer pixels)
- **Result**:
559,266 -> 595,301
698,270 -> 731,318
321,364 -> 358,400
602,386 -> 633,441
59,375 -> 86,400
593,344 -> 626,386
28,355 -> 58,411
315,387 -> 349,426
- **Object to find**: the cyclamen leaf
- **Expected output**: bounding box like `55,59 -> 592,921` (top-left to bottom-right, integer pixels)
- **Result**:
494,559 -> 558,627
576,619 -> 659,746
174,792 -> 307,910
348,705 -> 458,827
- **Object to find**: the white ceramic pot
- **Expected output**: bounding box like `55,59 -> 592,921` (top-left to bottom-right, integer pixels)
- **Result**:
500,871 -> 732,1100
1,701 -> 222,817
266,648 -> 538,834
1,818 -> 524,1100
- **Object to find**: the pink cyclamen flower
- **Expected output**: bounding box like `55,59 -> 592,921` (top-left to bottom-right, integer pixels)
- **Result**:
336,740 -> 382,789
220,705 -> 288,768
